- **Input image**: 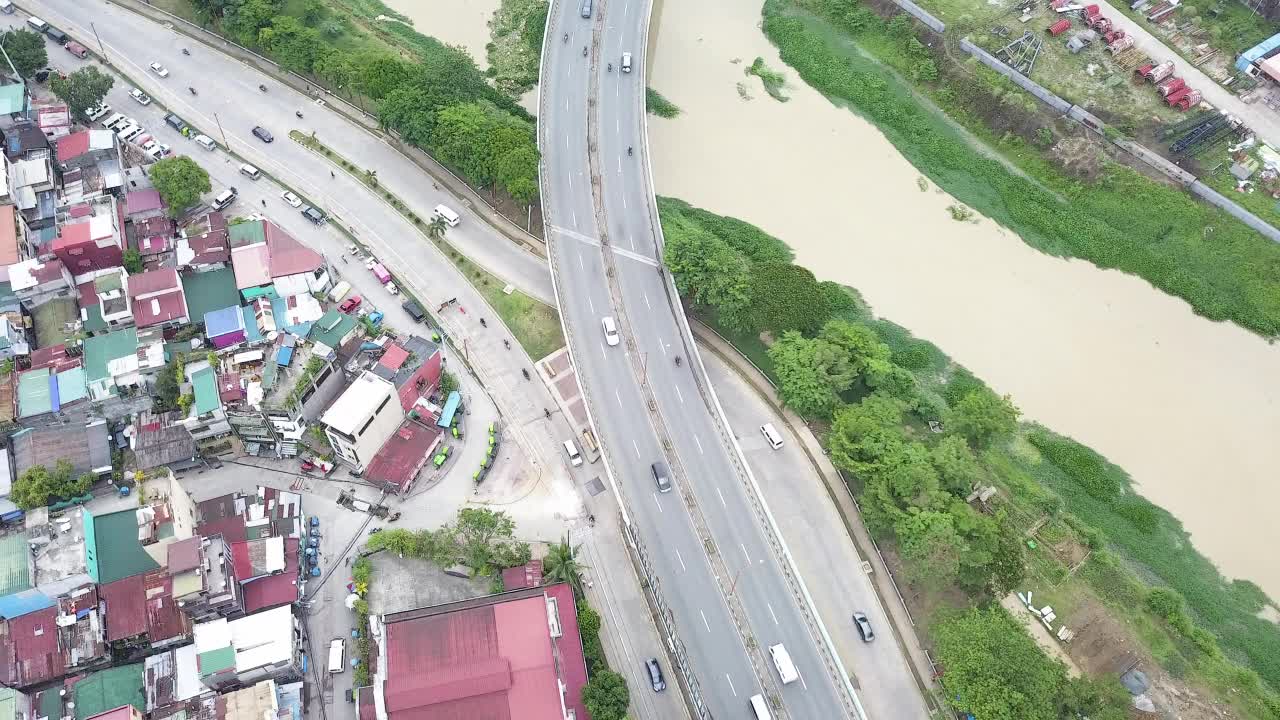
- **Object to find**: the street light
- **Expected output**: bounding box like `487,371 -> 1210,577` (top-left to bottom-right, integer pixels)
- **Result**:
730,563 -> 748,594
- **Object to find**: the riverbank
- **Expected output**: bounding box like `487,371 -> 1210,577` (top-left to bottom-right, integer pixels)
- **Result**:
659,196 -> 1280,719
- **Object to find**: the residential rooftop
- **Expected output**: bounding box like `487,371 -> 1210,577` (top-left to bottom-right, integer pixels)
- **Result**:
321,371 -> 395,435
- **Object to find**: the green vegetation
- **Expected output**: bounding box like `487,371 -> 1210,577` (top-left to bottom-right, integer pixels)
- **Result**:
292,131 -> 564,358
543,534 -> 586,598
178,0 -> 538,205
122,249 -> 144,274
364,507 -> 531,576
486,0 -> 547,95
12,460 -> 95,510
1,29 -> 47,78
582,670 -> 630,720
646,87 -> 681,118
764,0 -> 1280,338
150,157 -> 213,218
746,57 -> 790,101
49,67 -> 115,122
660,198 -> 1280,717
438,369 -> 460,397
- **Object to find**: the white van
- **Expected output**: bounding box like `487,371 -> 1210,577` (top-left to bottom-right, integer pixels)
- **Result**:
621,52 -> 633,73
748,695 -> 773,720
117,125 -> 144,143
563,439 -> 583,467
760,423 -> 783,450
432,204 -> 460,227
25,16 -> 47,33
212,188 -> 237,211
101,113 -> 126,129
327,638 -> 346,673
239,163 -> 261,180
328,280 -> 352,303
768,644 -> 798,684
194,134 -> 216,151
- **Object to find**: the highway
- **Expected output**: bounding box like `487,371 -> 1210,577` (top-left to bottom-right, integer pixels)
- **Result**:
538,0 -> 859,717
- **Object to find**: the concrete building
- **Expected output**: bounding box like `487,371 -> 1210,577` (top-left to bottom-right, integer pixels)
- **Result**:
179,361 -> 231,444
77,267 -> 134,332
191,604 -> 301,690
9,257 -> 73,309
322,371 -> 403,471
53,196 -> 124,275
170,535 -> 240,622
83,326 -> 165,402
370,336 -> 442,413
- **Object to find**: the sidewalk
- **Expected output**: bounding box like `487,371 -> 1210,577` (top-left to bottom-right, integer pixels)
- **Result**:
690,321 -> 942,710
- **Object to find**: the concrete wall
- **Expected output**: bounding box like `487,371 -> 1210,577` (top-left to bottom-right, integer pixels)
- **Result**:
960,39 -> 1074,114
891,0 -> 946,33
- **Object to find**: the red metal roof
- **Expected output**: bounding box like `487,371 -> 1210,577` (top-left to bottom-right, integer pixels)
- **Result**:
241,538 -> 300,614
500,561 -> 543,591
379,344 -> 410,371
144,569 -> 188,643
218,373 -> 245,403
264,222 -> 323,278
381,584 -> 588,720
55,130 -> 91,161
101,575 -> 148,642
129,268 -> 187,328
167,536 -> 201,573
85,707 -> 140,720
196,516 -> 247,544
9,606 -> 65,687
128,267 -> 180,296
125,190 -> 164,216
364,420 -> 442,493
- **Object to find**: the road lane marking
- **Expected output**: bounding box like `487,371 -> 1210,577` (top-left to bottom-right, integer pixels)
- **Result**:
726,674 -> 737,697
632,439 -> 640,458
657,340 -> 667,356
799,672 -> 808,690
616,156 -> 622,174
568,172 -> 573,192
740,543 -> 751,563
643,292 -> 650,309
600,343 -> 606,361
616,117 -> 619,133
622,194 -> 627,209
587,295 -> 595,313
717,487 -> 726,506
674,548 -> 687,571
768,603 -> 779,625
579,252 -> 585,271
700,610 -> 711,632
675,385 -> 684,404
572,210 -> 578,230
694,434 -> 703,454
615,388 -> 623,409
652,493 -> 663,512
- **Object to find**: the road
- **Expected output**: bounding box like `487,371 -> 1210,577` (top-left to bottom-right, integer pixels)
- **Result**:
539,0 -> 860,718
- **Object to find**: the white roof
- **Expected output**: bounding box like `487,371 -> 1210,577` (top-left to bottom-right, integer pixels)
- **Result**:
173,644 -> 205,702
193,604 -> 294,672
320,371 -> 395,434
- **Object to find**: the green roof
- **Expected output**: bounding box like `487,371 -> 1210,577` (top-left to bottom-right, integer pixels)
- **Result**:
89,510 -> 160,584
37,685 -> 62,720
227,220 -> 266,248
81,303 -> 106,334
181,268 -> 239,321
84,327 -> 139,387
17,368 -> 51,417
191,367 -> 220,415
94,273 -> 122,293
0,84 -> 26,116
31,298 -> 77,348
0,533 -> 31,598
197,646 -> 236,677
310,310 -> 357,349
0,688 -> 19,720
73,663 -> 146,720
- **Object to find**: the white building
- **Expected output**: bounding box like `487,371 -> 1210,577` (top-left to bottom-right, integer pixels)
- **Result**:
191,604 -> 300,690
321,371 -> 402,471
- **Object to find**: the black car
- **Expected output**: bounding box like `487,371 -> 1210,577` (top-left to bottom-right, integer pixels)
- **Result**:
645,658 -> 666,692
651,461 -> 671,493
252,126 -> 274,143
301,205 -> 325,224
402,299 -> 426,322
853,612 -> 874,642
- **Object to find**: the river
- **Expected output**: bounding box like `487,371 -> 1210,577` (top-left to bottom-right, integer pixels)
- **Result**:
380,0 -> 1280,601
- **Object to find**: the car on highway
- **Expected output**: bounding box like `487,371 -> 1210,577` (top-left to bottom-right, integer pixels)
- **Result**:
251,126 -> 274,143
853,612 -> 874,642
644,659 -> 666,692
339,296 -> 362,314
601,316 -> 619,346
129,88 -> 151,106
85,104 -> 110,122
149,62 -> 169,78
651,461 -> 672,493
281,191 -> 303,208
621,52 -> 632,73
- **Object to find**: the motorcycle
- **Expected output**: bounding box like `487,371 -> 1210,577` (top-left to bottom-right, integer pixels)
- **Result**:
188,87 -> 197,95
295,110 -> 303,118
182,48 -> 190,56
674,355 -> 682,367
582,46 -> 588,57
259,84 -> 267,92
607,63 -> 612,72
563,33 -> 568,43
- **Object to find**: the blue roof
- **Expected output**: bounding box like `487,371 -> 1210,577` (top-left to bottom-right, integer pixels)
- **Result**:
277,345 -> 294,367
438,390 -> 462,428
241,306 -> 264,343
204,305 -> 245,338
0,589 -> 54,619
1238,32 -> 1280,71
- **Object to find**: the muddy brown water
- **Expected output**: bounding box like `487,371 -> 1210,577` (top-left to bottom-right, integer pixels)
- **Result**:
386,0 -> 1280,601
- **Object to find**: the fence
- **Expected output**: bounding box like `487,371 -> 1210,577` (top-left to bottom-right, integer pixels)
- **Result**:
890,0 -> 947,33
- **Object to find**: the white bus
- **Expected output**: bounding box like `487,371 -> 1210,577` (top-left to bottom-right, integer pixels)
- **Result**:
768,644 -> 798,684
327,638 -> 346,673
432,204 -> 461,227
748,694 -> 773,720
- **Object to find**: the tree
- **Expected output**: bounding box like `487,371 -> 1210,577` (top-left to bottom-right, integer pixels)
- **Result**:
448,508 -> 526,574
827,394 -> 907,478
1,30 -> 48,78
948,388 -> 1020,448
819,320 -> 889,375
864,356 -> 917,403
49,67 -> 114,122
11,460 -> 93,510
122,249 -> 144,274
150,157 -> 212,217
1145,586 -> 1186,620
259,16 -> 325,73
223,0 -> 280,46
930,435 -> 984,496
427,216 -> 448,240
354,51 -> 414,100
933,606 -> 1069,720
746,262 -> 830,335
544,534 -> 587,598
895,510 -> 962,588
439,370 -> 459,396
581,670 -> 630,720
154,360 -> 182,410
662,223 -> 751,325
768,331 -> 854,418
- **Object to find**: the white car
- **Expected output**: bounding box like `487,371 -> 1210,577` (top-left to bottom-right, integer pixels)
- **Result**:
281,191 -> 302,208
149,62 -> 169,78
143,142 -> 171,160
129,88 -> 151,106
602,316 -> 620,346
85,104 -> 110,122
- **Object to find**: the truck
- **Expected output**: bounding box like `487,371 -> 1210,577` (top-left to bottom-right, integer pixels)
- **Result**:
328,280 -> 352,303
371,263 -> 391,285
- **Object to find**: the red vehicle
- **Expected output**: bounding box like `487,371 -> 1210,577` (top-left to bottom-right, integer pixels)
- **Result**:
301,460 -> 316,472
339,295 -> 362,313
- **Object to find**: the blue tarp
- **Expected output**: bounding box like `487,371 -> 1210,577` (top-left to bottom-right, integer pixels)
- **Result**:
438,391 -> 462,428
1237,32 -> 1280,72
0,589 -> 54,619
277,345 -> 294,367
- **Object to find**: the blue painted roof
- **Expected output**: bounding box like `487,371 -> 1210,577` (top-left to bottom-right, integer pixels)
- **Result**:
277,345 -> 294,367
241,306 -> 264,343
438,391 -> 462,428
204,305 -> 245,338
1238,32 -> 1280,71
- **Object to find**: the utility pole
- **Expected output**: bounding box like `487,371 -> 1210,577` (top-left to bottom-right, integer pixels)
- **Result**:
90,23 -> 108,65
213,112 -> 230,152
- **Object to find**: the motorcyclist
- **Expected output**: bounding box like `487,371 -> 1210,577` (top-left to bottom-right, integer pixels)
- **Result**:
627,146 -> 633,156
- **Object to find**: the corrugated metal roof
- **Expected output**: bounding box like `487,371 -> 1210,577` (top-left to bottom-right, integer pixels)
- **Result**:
241,538 -> 299,614
89,510 -> 160,585
72,662 -> 146,720
100,575 -> 148,642
191,368 -> 220,416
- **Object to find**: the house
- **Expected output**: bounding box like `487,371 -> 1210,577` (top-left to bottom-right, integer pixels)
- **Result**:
129,411 -> 198,473
230,536 -> 300,615
78,267 -> 133,332
169,535 -> 240,622
56,584 -> 108,673
15,361 -> 88,423
71,663 -> 145,719
83,706 -> 142,720
364,418 -> 443,495
190,605 -> 300,690
180,266 -> 238,323
179,361 -> 230,443
55,130 -> 123,199
205,306 -> 246,350
0,446 -> 15,521
228,221 -> 328,300
0,314 -> 27,360
229,339 -> 347,458
131,217 -> 176,264
0,204 -> 32,283
34,104 -> 71,140
2,122 -> 51,162
309,309 -> 358,354
10,422 -> 111,481
175,212 -> 230,270
0,506 -> 93,619
371,584 -> 590,720
0,688 -> 32,720
9,257 -> 73,309
85,507 -> 165,586
128,268 -> 188,330
83,326 -> 165,402
143,648 -> 206,715
502,560 -> 544,591
9,154 -> 56,232
53,196 -> 125,275
99,569 -> 190,649
371,336 -> 443,412
321,372 -> 403,471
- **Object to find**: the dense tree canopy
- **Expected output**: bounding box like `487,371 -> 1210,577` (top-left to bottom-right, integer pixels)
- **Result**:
50,67 -> 114,122
948,388 -> 1020,448
747,262 -> 830,335
1,30 -> 47,78
768,331 -> 855,418
582,670 -> 630,720
150,157 -> 212,217
12,460 -> 93,510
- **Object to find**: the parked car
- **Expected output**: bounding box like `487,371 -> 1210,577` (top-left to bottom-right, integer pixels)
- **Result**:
251,126 -> 274,143
145,143 -> 171,160
281,191 -> 302,208
401,299 -> 426,323
149,62 -> 169,77
339,296 -> 362,313
301,205 -> 325,224
129,88 -> 151,106
163,113 -> 188,133
645,659 -> 666,692
85,104 -> 110,122
853,612 -> 874,642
